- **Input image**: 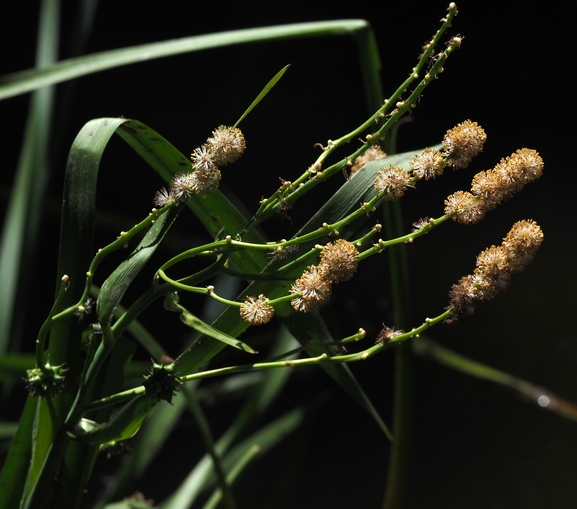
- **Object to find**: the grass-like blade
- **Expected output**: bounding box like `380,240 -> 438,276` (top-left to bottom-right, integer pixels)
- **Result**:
414,336 -> 577,422
235,64 -> 290,126
165,293 -> 257,354
0,21 -> 372,101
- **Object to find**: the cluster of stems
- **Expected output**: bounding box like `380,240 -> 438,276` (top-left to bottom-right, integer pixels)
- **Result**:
28,2 -> 543,449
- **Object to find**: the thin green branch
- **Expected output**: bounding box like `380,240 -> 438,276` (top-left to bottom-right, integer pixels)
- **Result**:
179,310 -> 452,381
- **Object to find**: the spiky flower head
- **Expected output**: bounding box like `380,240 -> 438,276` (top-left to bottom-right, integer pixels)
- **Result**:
411,148 -> 444,180
442,120 -> 486,169
169,172 -> 197,201
190,167 -> 222,195
374,165 -> 412,200
206,125 -> 246,166
444,190 -> 487,224
191,145 -> 218,173
26,363 -> 67,397
319,239 -> 359,283
350,145 -> 387,177
471,148 -> 543,209
447,220 -> 543,321
501,219 -> 544,272
240,295 -> 274,325
153,187 -> 175,208
375,326 -> 405,344
290,265 -> 332,313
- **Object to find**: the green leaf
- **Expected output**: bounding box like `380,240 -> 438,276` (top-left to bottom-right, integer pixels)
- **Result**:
0,21 -> 373,101
235,64 -> 290,126
0,396 -> 37,508
0,0 -> 58,354
165,293 -> 257,354
413,336 -> 577,422
96,205 -> 182,327
161,405 -> 305,509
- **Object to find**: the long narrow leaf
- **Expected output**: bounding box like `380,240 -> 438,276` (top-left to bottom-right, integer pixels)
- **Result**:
0,21 -> 372,101
165,293 -> 257,354
413,336 -> 577,422
0,396 -> 37,508
0,0 -> 58,355
235,64 -> 290,126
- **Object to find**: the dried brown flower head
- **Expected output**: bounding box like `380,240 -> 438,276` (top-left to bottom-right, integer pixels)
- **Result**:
471,148 -> 543,209
444,190 -> 487,224
319,239 -> 359,283
411,148 -> 444,180
501,219 -> 544,272
290,266 -> 332,313
374,165 -> 413,201
350,145 -> 387,177
240,295 -> 274,325
447,220 -> 543,321
375,325 -> 405,344
442,120 -> 486,169
190,167 -> 222,195
206,125 -> 246,166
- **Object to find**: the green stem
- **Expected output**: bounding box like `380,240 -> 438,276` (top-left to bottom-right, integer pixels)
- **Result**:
179,311 -> 450,381
382,203 -> 413,508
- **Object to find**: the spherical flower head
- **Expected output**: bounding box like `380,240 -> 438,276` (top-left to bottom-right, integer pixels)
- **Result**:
191,145 -> 217,172
471,148 -> 544,209
206,125 -> 246,166
475,245 -> 509,276
190,166 -> 222,195
169,172 -> 197,200
443,120 -> 486,169
447,275 -> 477,320
470,271 -> 510,301
350,145 -> 387,177
319,239 -> 359,283
411,148 -> 444,180
501,219 -> 543,272
470,169 -> 506,211
503,148 -> 544,190
444,190 -> 487,224
153,187 -> 175,207
290,265 -> 332,313
240,295 -> 274,325
446,220 -> 542,322
374,165 -> 412,200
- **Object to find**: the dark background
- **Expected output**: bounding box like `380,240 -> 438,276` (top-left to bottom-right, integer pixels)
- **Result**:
2,1 -> 576,507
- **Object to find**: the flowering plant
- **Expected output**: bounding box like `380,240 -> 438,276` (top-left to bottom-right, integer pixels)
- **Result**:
0,3 -> 555,508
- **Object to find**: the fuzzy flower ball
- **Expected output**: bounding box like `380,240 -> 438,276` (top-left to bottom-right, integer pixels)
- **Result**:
290,266 -> 332,313
240,295 -> 274,325
319,240 -> 359,283
442,120 -> 486,169
206,125 -> 246,166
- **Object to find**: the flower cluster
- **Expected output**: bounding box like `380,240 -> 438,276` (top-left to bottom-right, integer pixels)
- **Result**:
442,120 -> 487,169
240,294 -> 275,326
371,120 -> 486,201
26,363 -> 67,397
447,219 -> 543,320
374,165 -> 413,201
290,239 -> 359,313
350,145 -> 387,178
153,125 -> 245,207
444,148 -> 543,223
411,147 -> 445,180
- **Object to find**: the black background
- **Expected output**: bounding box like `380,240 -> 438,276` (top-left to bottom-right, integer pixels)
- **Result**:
2,1 -> 577,507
